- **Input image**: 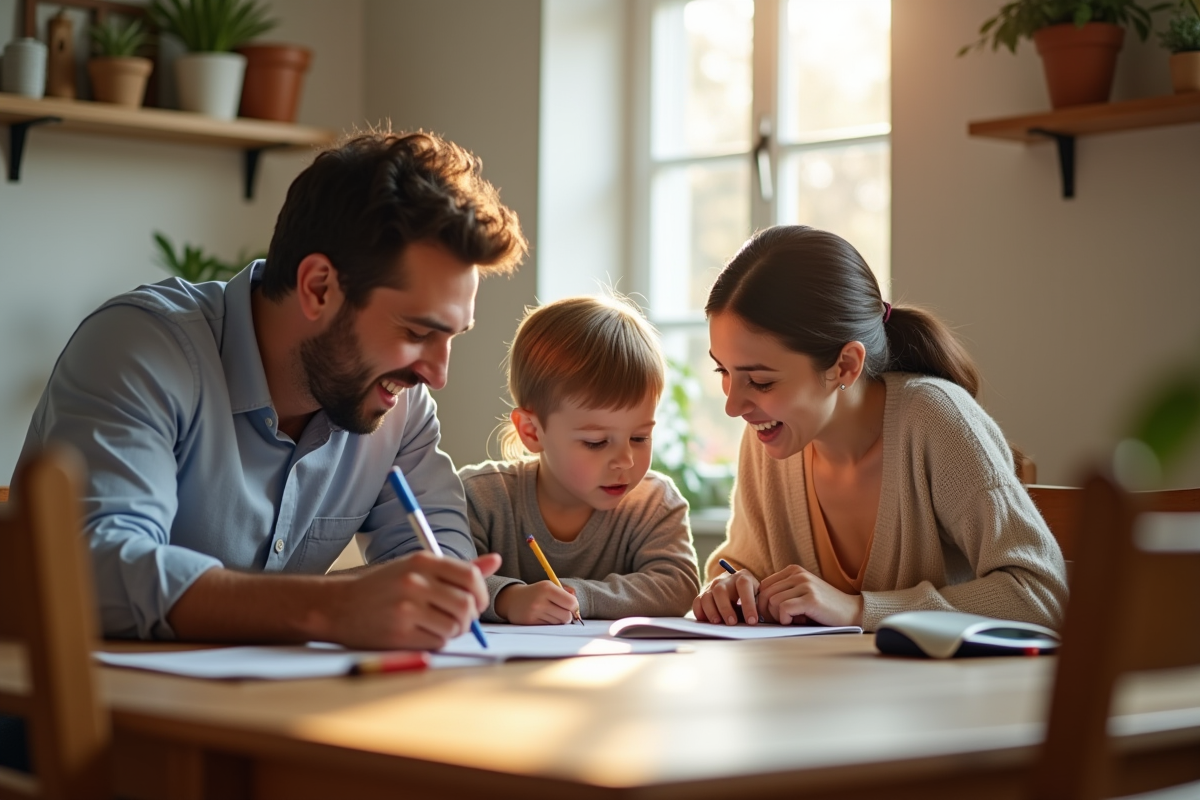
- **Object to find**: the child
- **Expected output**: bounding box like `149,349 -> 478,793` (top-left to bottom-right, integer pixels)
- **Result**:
459,295 -> 700,624
695,225 -> 1068,632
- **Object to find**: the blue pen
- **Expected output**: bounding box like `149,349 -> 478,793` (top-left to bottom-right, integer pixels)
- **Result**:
387,466 -> 489,649
718,559 -> 764,624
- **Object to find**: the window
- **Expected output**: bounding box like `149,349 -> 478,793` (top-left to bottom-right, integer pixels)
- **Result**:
633,0 -> 891,472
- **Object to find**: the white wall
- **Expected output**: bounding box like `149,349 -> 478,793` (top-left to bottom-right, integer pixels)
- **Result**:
363,0 -> 542,468
893,0 -> 1200,486
539,0 -> 629,302
0,0 -> 365,483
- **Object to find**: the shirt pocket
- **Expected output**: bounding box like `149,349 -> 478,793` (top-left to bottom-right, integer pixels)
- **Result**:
290,513 -> 370,575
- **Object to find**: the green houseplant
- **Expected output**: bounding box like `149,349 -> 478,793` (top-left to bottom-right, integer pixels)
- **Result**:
961,0 -> 1168,108
651,359 -> 735,512
87,17 -> 153,107
153,232 -> 263,283
149,0 -> 276,119
1159,0 -> 1200,92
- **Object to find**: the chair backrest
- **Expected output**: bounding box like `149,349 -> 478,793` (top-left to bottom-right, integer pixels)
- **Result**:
1027,483 -> 1200,562
0,487 -> 7,503
0,448 -> 110,800
1030,473 -> 1200,800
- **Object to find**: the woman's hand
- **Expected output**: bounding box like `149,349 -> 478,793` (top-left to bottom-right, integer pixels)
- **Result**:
757,565 -> 864,627
495,582 -> 578,625
692,568 -> 762,625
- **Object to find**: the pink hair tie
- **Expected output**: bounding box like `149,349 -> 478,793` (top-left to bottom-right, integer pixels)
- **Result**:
883,302 -> 892,324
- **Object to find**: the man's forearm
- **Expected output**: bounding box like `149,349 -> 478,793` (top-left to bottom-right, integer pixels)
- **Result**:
166,567 -> 353,643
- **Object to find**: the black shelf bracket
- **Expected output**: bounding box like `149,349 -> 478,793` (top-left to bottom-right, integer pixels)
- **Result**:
6,116 -> 63,182
242,144 -> 289,201
1028,127 -> 1075,199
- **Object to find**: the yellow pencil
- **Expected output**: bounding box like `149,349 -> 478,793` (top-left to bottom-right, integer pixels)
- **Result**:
524,533 -> 583,624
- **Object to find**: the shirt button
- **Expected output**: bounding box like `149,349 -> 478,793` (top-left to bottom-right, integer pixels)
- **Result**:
274,539 -> 285,553
265,417 -> 274,427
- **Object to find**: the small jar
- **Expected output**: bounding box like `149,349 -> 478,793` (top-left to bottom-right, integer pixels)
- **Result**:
2,37 -> 49,99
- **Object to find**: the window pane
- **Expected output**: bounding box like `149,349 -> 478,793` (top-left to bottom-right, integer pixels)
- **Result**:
780,0 -> 890,142
777,143 -> 890,289
658,328 -> 743,470
649,159 -> 751,320
651,0 -> 754,159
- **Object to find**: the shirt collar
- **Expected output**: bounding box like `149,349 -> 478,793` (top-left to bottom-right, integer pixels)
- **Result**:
221,260 -> 275,414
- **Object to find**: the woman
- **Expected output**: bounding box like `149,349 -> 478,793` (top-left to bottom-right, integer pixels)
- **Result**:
695,226 -> 1067,632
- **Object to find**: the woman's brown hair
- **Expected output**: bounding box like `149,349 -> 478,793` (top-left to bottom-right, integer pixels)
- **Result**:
705,225 -> 980,397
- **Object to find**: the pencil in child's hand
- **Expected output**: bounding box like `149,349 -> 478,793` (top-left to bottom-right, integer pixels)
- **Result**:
524,533 -> 583,624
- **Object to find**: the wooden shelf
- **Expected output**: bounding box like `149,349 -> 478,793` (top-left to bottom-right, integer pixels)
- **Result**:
0,92 -> 337,198
967,92 -> 1200,198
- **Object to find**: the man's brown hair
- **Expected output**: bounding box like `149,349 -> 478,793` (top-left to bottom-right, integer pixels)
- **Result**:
261,129 -> 527,306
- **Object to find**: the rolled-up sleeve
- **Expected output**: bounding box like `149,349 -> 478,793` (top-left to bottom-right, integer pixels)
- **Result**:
20,305 -> 222,639
360,385 -> 476,563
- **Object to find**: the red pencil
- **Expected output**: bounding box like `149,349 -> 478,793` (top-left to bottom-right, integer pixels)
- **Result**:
349,651 -> 430,675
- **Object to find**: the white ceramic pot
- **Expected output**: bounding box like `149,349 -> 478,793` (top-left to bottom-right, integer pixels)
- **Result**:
1169,51 -> 1200,94
2,37 -> 48,99
175,52 -> 247,119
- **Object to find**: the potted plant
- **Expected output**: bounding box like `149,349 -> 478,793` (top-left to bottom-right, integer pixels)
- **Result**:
149,0 -> 276,120
153,231 -> 264,282
961,0 -> 1168,108
1159,0 -> 1200,92
87,17 -> 153,108
236,42 -> 312,122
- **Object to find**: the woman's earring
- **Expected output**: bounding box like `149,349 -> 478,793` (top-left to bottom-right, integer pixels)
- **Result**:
839,384 -> 847,391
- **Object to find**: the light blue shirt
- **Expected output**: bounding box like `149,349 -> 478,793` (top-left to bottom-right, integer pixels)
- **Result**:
20,262 -> 474,639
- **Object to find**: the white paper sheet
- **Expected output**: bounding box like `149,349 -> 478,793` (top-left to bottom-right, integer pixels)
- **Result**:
481,620 -> 615,638
95,633 -> 682,680
96,645 -> 393,680
608,617 -> 863,640
438,630 -> 678,658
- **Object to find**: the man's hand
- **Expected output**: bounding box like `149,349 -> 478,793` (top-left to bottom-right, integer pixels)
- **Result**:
495,581 -> 578,625
333,551 -> 501,649
692,568 -> 761,625
756,565 -> 863,627
166,552 -> 501,649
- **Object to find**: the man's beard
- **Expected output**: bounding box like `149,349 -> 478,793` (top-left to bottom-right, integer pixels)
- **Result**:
299,304 -> 423,435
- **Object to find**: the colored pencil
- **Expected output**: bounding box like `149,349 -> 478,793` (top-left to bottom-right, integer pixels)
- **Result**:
349,651 -> 430,675
525,533 -> 583,624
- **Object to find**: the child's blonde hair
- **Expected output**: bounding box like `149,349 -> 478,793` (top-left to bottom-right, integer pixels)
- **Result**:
499,295 -> 665,460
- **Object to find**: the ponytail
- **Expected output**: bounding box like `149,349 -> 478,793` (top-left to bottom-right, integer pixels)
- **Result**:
883,305 -> 980,398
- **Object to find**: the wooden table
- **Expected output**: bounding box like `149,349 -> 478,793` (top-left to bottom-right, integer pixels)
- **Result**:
3,635 -> 1199,800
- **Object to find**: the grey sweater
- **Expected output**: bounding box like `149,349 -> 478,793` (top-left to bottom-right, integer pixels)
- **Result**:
708,372 -> 1070,632
459,460 -> 700,621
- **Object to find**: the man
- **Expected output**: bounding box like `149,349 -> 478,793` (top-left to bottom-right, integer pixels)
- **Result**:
19,130 -> 527,650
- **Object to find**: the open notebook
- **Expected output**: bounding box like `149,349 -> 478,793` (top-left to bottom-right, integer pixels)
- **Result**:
607,617 -> 862,640
482,618 -> 862,640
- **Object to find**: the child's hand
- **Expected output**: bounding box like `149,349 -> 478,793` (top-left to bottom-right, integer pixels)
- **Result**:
693,569 -> 761,625
495,582 -> 579,625
757,565 -> 864,627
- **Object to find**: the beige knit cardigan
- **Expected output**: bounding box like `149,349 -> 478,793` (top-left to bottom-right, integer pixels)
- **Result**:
706,372 -> 1069,632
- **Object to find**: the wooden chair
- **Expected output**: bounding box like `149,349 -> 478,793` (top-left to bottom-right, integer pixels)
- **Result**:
1030,472 -> 1200,800
0,487 -> 7,503
1028,484 -> 1200,562
0,448 -> 111,800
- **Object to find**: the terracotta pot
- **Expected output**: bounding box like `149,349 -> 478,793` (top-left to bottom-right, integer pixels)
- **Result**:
236,43 -> 312,122
88,56 -> 153,108
1033,22 -> 1124,108
1169,51 -> 1200,94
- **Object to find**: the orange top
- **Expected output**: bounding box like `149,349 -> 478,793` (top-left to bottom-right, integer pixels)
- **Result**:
803,445 -> 875,594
